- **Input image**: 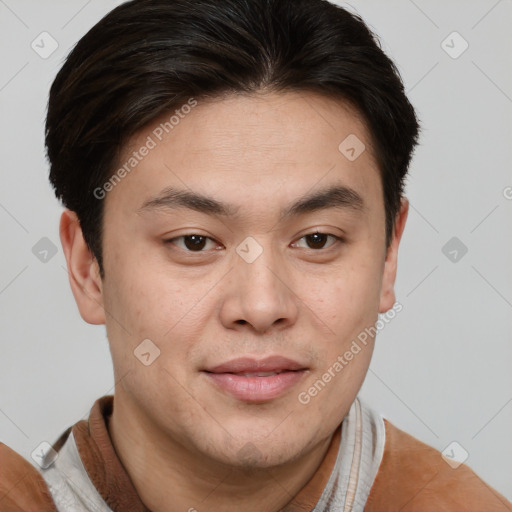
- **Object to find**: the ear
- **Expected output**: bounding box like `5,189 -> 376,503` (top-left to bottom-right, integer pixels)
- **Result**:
378,197 -> 409,314
59,209 -> 106,325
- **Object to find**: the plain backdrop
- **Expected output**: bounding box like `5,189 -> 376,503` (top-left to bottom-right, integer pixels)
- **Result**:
1,0 -> 511,501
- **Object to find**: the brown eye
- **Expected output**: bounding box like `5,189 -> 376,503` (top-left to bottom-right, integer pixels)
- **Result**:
293,232 -> 343,250
183,235 -> 207,251
305,232 -> 329,249
166,234 -> 217,252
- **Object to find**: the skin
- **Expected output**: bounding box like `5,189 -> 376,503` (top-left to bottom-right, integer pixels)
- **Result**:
60,90 -> 408,512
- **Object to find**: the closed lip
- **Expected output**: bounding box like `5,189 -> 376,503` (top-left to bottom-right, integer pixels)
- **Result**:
203,355 -> 308,402
203,355 -> 307,374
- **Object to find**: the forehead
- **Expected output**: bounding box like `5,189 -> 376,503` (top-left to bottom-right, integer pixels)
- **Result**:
106,90 -> 382,220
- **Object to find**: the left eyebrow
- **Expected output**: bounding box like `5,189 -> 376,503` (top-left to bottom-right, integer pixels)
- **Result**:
279,184 -> 365,221
137,183 -> 366,220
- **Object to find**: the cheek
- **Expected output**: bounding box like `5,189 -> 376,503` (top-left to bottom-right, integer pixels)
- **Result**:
102,259 -> 211,377
311,252 -> 383,332
104,246 -> 186,327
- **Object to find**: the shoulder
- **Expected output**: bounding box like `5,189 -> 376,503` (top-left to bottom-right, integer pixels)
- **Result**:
365,419 -> 512,511
0,442 -> 57,512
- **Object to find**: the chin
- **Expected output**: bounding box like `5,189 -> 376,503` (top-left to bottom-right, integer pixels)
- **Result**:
231,444 -> 302,470
198,428 -> 313,470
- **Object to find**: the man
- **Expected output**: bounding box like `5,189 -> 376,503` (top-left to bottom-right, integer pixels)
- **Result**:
1,0 -> 510,510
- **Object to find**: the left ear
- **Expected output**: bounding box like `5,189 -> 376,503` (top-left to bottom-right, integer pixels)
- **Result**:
378,197 -> 409,313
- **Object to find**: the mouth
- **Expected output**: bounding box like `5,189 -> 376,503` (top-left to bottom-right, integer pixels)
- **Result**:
202,356 -> 308,403
228,371 -> 288,377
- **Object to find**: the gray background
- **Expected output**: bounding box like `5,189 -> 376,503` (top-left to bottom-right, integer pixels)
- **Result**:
1,0 -> 511,501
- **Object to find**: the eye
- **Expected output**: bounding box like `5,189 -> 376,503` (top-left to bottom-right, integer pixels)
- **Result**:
166,234 -> 220,252
292,232 -> 343,250
166,231 -> 343,253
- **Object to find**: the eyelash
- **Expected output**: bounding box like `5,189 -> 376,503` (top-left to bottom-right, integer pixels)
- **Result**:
165,232 -> 345,253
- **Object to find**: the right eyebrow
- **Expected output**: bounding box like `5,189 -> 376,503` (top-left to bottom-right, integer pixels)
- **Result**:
137,186 -> 240,217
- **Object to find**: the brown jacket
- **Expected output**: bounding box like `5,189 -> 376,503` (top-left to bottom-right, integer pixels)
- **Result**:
1,396 -> 510,511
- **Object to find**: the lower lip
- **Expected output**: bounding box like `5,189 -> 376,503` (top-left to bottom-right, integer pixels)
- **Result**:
204,371 -> 306,402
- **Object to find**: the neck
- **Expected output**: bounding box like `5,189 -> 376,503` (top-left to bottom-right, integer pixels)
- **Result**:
109,393 -> 337,512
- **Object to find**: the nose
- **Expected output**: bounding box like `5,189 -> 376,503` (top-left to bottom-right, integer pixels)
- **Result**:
219,243 -> 300,334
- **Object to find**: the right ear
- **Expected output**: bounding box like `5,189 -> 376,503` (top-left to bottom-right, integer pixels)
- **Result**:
59,209 -> 106,325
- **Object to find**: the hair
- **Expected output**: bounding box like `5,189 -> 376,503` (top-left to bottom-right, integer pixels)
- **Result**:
46,0 -> 420,278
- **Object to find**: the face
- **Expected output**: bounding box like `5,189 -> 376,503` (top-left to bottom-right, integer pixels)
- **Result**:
66,90 -> 406,469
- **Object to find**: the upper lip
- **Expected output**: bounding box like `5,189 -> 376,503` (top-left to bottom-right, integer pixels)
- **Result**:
204,356 -> 306,374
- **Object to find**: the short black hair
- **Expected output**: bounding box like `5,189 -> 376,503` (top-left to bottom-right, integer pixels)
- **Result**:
46,0 -> 420,278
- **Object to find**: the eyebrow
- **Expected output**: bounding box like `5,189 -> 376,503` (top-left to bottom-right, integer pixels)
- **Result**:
137,183 -> 365,221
